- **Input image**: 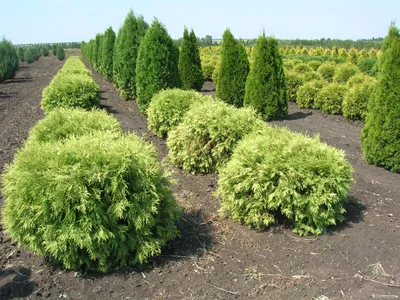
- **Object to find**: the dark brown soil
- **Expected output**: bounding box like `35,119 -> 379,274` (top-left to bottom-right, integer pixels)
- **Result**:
1,50 -> 399,299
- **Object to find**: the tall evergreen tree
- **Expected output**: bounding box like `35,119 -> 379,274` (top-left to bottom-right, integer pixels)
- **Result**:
361,24 -> 400,172
101,27 -> 116,81
56,45 -> 65,61
178,28 -> 204,90
89,39 -> 96,65
216,29 -> 249,107
244,34 -> 287,120
0,38 -> 19,82
42,45 -> 49,56
24,47 -> 35,63
17,47 -> 25,62
94,34 -> 103,71
113,10 -> 148,100
52,44 -> 57,56
136,19 -> 180,114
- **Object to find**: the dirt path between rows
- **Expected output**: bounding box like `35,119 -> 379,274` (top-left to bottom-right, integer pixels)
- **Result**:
0,50 -> 399,299
0,55 -> 64,183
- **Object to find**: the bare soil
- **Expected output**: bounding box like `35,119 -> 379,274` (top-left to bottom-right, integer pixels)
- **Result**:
0,50 -> 399,299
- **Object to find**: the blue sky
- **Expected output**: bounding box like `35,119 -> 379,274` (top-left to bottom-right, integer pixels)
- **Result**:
1,0 -> 399,44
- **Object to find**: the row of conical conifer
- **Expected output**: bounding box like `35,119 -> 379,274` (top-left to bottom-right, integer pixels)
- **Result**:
82,11 -> 204,113
216,29 -> 287,120
361,24 -> 400,173
82,12 -> 287,121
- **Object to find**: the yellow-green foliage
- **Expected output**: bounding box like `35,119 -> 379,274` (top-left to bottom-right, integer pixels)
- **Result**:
41,56 -> 99,112
285,71 -> 305,102
212,60 -> 221,85
332,46 -> 339,57
317,62 -> 337,82
307,60 -> 322,71
358,49 -> 368,60
218,126 -> 353,235
315,83 -> 348,114
167,101 -> 265,173
338,48 -> 348,59
201,53 -> 220,80
2,130 -> 181,272
346,72 -> 374,88
28,108 -> 122,144
347,48 -> 359,64
343,80 -> 376,121
323,48 -> 332,56
283,59 -> 296,70
302,71 -> 322,82
368,48 -> 377,58
333,63 -> 358,83
58,56 -> 92,76
293,63 -> 312,74
147,89 -> 212,138
297,79 -> 326,108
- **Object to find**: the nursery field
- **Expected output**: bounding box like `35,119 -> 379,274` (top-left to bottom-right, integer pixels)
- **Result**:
0,50 -> 399,299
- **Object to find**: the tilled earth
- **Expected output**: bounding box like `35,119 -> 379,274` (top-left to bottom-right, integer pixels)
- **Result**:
0,50 -> 399,299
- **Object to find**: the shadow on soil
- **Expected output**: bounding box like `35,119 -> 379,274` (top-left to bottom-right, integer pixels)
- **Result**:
0,268 -> 36,300
255,195 -> 366,235
201,88 -> 216,93
100,104 -> 120,115
3,77 -> 33,84
0,92 -> 17,99
329,196 -> 366,234
285,111 -> 313,121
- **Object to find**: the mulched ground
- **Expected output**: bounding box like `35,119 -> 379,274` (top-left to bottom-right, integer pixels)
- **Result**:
0,50 -> 399,300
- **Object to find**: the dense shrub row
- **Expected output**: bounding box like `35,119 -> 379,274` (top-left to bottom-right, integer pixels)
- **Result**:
17,44 -> 65,63
41,56 -> 99,112
198,46 -> 377,121
2,108 -> 180,272
285,59 -> 377,121
145,88 -> 353,235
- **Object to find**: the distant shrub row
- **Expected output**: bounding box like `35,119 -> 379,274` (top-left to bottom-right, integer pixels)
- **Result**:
2,108 -> 181,272
146,88 -> 353,236
41,56 -> 99,112
286,60 -> 377,121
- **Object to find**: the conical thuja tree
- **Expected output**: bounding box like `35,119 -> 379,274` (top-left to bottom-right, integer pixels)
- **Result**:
101,26 -> 116,81
361,24 -> 400,172
94,33 -> 103,71
51,44 -> 57,56
216,29 -> 249,107
136,19 -> 180,114
244,34 -> 287,120
178,28 -> 204,90
113,11 -> 148,100
56,45 -> 65,61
